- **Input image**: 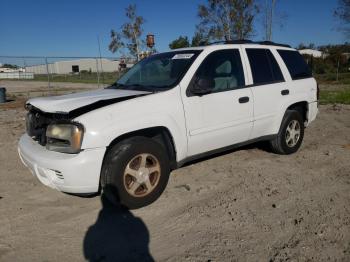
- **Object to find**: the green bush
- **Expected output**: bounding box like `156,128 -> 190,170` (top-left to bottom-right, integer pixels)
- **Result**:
319,89 -> 350,104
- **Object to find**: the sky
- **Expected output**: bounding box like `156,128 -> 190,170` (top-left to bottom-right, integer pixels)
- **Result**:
0,0 -> 347,58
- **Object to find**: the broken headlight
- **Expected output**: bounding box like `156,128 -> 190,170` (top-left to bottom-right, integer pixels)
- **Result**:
46,123 -> 84,154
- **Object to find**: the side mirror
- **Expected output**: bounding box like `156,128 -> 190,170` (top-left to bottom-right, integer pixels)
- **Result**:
190,77 -> 214,96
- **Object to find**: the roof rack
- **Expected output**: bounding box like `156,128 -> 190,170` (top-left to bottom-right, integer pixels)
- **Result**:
255,41 -> 291,48
207,40 -> 291,48
208,39 -> 253,45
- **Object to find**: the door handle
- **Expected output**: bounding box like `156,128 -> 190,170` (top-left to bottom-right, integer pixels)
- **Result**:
239,96 -> 249,103
281,89 -> 289,96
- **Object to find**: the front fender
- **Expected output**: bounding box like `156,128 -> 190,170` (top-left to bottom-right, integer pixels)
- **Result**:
75,89 -> 188,162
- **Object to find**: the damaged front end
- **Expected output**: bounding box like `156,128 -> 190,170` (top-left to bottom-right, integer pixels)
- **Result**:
25,104 -> 84,153
24,90 -> 150,153
25,104 -> 70,145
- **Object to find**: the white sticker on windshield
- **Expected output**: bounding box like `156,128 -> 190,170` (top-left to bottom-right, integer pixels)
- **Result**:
172,53 -> 194,60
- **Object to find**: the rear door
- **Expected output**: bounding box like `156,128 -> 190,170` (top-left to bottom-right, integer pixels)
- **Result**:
242,47 -> 288,138
277,49 -> 317,101
182,48 -> 254,156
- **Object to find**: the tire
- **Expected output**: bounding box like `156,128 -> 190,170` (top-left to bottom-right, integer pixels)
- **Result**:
101,136 -> 170,209
269,110 -> 305,155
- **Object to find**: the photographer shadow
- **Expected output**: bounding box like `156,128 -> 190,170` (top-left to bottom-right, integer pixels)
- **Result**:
83,191 -> 154,262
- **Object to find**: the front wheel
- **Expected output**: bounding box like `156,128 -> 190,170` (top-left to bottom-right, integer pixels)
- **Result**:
269,110 -> 305,155
101,137 -> 170,209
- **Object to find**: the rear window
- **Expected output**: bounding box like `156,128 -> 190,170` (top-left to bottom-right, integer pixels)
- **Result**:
246,49 -> 284,85
277,50 -> 312,80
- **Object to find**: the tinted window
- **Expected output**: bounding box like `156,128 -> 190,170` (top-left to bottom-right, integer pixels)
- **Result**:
193,49 -> 245,93
246,49 -> 284,85
277,50 -> 312,80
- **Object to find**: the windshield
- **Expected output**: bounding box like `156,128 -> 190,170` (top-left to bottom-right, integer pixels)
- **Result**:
109,50 -> 202,92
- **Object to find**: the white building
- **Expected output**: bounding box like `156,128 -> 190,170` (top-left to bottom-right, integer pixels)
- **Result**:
0,72 -> 34,79
25,58 -> 123,74
0,67 -> 32,79
299,49 -> 325,58
0,67 -> 25,73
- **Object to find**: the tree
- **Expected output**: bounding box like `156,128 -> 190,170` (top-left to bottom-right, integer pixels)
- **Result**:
297,43 -> 316,50
261,0 -> 287,41
191,28 -> 209,46
305,44 -> 350,75
169,30 -> 209,49
197,0 -> 259,41
109,4 -> 145,60
108,30 -> 124,53
263,0 -> 276,41
0,64 -> 18,69
122,4 -> 145,59
307,43 -> 316,50
169,36 -> 190,49
334,0 -> 350,38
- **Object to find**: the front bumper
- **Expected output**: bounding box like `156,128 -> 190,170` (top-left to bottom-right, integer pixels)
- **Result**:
18,134 -> 106,194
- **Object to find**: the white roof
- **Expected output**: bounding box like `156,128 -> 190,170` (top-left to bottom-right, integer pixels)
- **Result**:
299,49 -> 323,58
173,43 -> 295,52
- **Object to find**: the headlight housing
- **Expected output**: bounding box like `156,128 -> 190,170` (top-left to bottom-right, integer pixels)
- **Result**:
46,123 -> 84,154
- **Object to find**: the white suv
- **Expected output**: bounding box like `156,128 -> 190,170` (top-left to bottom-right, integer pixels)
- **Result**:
18,41 -> 318,209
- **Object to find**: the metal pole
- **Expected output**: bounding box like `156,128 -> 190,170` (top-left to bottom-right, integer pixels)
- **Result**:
97,36 -> 104,84
45,57 -> 51,88
23,57 -> 27,79
336,57 -> 340,82
95,58 -> 100,88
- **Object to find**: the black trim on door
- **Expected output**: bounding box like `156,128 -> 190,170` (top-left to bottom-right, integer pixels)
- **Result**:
176,134 -> 277,168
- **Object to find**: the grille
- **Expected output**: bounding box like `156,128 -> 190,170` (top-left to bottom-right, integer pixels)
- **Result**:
26,111 -> 50,145
54,170 -> 64,180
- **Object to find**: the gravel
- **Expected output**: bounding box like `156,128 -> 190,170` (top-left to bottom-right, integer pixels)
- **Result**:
0,90 -> 349,261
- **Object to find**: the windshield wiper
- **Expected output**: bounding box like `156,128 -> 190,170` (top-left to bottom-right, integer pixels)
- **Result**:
128,84 -> 160,93
108,83 -> 161,93
107,82 -> 127,89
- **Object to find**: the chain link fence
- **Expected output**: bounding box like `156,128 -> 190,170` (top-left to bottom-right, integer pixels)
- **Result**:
0,56 -> 135,88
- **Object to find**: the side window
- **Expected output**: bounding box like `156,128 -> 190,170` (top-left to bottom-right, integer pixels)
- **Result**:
277,50 -> 312,80
246,48 -> 284,85
192,49 -> 245,93
266,50 -> 284,82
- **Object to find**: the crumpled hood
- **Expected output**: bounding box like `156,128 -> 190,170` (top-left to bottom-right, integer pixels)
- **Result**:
26,88 -> 151,114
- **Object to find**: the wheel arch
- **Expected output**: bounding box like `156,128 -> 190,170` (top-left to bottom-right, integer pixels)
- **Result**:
104,126 -> 178,170
271,100 -> 309,135
286,101 -> 308,124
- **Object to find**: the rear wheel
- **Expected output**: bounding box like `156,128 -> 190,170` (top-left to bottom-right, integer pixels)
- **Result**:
269,110 -> 304,155
101,137 -> 170,209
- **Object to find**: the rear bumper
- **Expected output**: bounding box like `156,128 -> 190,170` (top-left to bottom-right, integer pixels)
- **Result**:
307,101 -> 318,126
18,134 -> 106,194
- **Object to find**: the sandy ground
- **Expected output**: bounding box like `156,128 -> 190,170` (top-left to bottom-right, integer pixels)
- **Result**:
0,82 -> 349,261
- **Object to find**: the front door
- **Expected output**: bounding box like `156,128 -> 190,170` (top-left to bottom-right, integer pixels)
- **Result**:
182,48 -> 254,157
